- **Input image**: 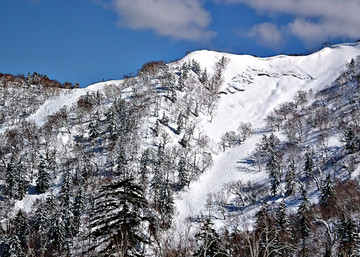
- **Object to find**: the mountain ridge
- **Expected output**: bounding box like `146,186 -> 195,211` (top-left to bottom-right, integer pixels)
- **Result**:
1,43 -> 360,256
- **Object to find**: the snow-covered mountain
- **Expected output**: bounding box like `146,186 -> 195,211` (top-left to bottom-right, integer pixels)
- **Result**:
1,43 -> 360,256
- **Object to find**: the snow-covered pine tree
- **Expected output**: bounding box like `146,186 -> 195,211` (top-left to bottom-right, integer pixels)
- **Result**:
285,158 -> 296,196
255,201 -> 277,257
304,149 -> 314,179
158,179 -> 174,229
89,173 -> 152,256
343,125 -> 360,153
275,200 -> 294,256
35,156 -> 50,193
177,156 -> 189,190
139,148 -> 151,187
194,217 -> 228,257
337,212 -> 360,256
297,185 -> 312,257
319,174 -> 335,219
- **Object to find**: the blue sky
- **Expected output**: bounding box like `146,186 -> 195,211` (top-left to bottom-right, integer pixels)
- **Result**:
1,0 -> 359,87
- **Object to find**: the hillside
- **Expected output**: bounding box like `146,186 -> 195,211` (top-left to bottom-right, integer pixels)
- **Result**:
1,43 -> 360,256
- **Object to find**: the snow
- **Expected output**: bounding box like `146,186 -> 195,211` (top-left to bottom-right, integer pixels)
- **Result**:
19,43 -> 360,231
178,44 -> 360,141
28,80 -> 123,126
173,43 -> 360,228
174,134 -> 264,227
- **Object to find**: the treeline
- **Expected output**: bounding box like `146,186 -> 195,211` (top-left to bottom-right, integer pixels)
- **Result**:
0,72 -> 78,89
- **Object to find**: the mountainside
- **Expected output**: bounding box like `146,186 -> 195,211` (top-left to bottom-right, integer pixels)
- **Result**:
1,43 -> 360,256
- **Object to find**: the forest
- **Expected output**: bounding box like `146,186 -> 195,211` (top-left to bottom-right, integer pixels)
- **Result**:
0,50 -> 360,256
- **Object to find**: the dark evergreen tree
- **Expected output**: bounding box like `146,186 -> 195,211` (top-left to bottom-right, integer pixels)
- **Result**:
199,68 -> 208,84
319,174 -> 335,219
12,210 -> 29,249
59,170 -> 75,240
255,201 -> 277,257
297,186 -> 312,257
5,159 -> 16,198
88,119 -> 99,140
49,213 -> 66,253
323,244 -> 332,257
151,165 -> 164,208
177,156 -> 189,190
194,217 -> 227,257
139,148 -> 151,187
285,158 -> 296,196
337,212 -> 360,257
191,59 -> 201,75
275,200 -> 294,256
344,125 -> 360,153
176,112 -> 184,134
72,187 -> 85,234
89,177 -> 152,256
5,234 -> 23,257
13,159 -> 28,200
267,149 -> 281,196
304,149 -> 314,179
158,179 -> 174,229
33,201 -> 51,256
35,156 -> 50,193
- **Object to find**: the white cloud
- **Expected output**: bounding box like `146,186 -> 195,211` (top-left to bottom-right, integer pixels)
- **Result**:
219,0 -> 360,45
248,23 -> 283,49
98,0 -> 215,42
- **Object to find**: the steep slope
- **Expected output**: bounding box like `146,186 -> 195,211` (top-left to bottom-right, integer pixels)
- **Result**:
177,43 -> 360,140
173,43 -> 360,228
1,43 -> 360,256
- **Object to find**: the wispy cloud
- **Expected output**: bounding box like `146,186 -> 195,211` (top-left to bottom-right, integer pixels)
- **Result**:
219,0 -> 360,46
248,23 -> 283,50
97,0 -> 215,42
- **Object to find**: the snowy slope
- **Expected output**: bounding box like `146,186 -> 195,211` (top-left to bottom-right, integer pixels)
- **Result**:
173,43 -> 360,227
24,43 -> 360,229
28,80 -> 123,126
176,43 -> 360,141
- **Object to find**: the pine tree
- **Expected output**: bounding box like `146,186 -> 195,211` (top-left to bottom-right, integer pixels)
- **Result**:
275,200 -> 294,256
191,59 -> 201,75
158,179 -> 174,229
72,188 -> 85,234
5,234 -> 23,257
255,201 -> 276,257
139,148 -> 151,187
344,125 -> 360,153
49,213 -> 66,253
262,133 -> 281,196
297,186 -> 312,257
177,156 -> 189,190
36,156 -> 50,193
33,201 -> 51,256
337,212 -> 360,256
59,170 -> 75,240
304,149 -> 314,179
199,68 -> 208,84
319,174 -> 335,219
176,112 -> 184,134
12,210 -> 29,250
151,165 -> 164,208
13,159 -> 27,200
5,159 -> 16,198
267,150 -> 281,196
89,177 -> 152,256
194,217 -> 227,257
285,158 -> 296,196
